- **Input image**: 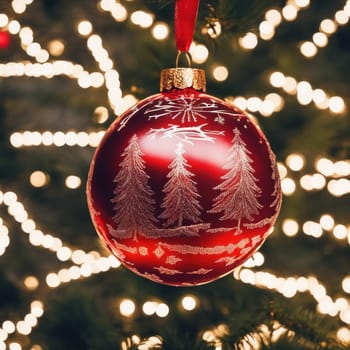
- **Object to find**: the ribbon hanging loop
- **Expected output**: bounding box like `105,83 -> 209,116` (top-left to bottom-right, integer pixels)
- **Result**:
174,0 -> 200,53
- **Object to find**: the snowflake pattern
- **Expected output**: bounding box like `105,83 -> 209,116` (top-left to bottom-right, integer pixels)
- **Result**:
214,116 -> 225,125
145,96 -> 242,123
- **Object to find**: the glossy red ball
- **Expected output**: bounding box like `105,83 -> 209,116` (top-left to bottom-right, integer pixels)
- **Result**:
87,87 -> 281,286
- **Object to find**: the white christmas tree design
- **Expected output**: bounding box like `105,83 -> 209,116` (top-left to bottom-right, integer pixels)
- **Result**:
208,128 -> 262,234
159,143 -> 203,227
109,134 -> 157,241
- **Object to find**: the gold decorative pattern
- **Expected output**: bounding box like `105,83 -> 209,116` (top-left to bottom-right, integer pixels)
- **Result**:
160,68 -> 206,92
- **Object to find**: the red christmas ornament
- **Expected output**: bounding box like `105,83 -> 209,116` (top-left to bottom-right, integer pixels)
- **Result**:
0,31 -> 10,49
87,68 -> 282,286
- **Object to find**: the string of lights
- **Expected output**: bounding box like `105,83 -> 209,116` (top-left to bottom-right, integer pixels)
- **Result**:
300,1 -> 350,58
239,0 -> 312,50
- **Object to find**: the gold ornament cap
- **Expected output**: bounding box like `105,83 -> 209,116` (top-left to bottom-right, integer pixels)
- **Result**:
160,68 -> 206,92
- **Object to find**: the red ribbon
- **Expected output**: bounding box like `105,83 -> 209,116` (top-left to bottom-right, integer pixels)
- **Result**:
174,0 -> 200,52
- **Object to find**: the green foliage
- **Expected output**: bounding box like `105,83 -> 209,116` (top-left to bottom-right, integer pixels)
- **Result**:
33,287 -> 121,350
201,0 -> 283,35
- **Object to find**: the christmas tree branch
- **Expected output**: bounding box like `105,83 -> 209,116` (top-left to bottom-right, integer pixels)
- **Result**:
216,297 -> 347,350
151,0 -> 285,37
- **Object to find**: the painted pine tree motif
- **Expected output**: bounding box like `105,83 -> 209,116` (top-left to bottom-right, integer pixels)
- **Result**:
109,134 -> 157,241
160,142 -> 202,226
149,143 -> 210,238
208,128 -> 262,234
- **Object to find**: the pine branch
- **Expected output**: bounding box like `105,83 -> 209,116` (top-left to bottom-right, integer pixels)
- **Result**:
216,297 -> 347,350
202,0 -> 281,34
151,0 -> 285,37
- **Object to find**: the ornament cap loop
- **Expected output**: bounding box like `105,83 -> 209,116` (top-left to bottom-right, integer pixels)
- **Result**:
160,68 -> 206,92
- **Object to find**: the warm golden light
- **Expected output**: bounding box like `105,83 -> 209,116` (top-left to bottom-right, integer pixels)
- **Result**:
181,295 -> 197,311
24,276 -> 39,290
300,41 -> 318,57
265,9 -> 282,26
0,13 -> 9,27
270,71 -> 285,87
286,153 -> 305,171
239,32 -> 258,50
130,11 -> 153,28
282,219 -> 299,237
329,96 -> 345,114
212,65 -> 229,82
119,299 -> 136,317
319,214 -> 335,231
282,5 -> 298,21
155,303 -> 169,318
191,43 -> 209,64
151,22 -> 169,40
312,32 -> 328,47
281,177 -> 296,195
65,175 -> 81,189
259,20 -> 275,40
30,171 -> 49,188
77,20 -> 93,36
320,19 -> 337,34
